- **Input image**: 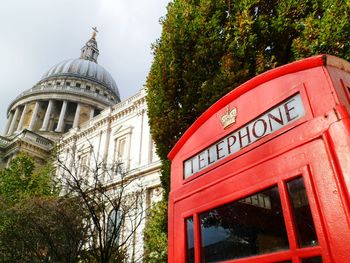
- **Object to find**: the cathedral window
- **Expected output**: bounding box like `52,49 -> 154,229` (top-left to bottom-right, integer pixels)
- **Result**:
76,83 -> 81,88
114,137 -> 127,174
66,81 -> 71,86
113,126 -> 133,173
107,209 -> 122,246
78,153 -> 89,177
117,138 -> 126,160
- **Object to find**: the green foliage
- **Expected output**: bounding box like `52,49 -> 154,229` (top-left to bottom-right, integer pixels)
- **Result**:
146,0 -> 349,256
292,0 -> 350,60
146,0 -> 350,196
0,154 -> 77,262
0,197 -> 87,263
0,154 -> 56,204
143,200 -> 168,263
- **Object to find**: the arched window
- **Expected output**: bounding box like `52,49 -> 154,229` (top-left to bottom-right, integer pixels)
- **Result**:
107,209 -> 122,246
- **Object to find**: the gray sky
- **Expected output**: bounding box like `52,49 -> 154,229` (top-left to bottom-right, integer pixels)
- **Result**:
0,0 -> 169,131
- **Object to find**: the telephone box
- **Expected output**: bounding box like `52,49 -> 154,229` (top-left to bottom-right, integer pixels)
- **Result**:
168,55 -> 350,263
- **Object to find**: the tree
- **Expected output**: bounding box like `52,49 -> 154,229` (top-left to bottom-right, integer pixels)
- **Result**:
143,199 -> 168,263
0,154 -> 87,263
56,140 -> 147,263
0,197 -> 87,263
0,149 -> 148,263
145,0 -> 349,261
146,0 -> 350,196
0,154 -> 55,204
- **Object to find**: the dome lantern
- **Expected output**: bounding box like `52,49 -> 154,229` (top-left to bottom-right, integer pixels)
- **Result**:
80,27 -> 99,63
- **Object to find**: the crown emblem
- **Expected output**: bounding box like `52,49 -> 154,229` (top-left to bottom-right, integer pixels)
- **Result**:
220,106 -> 237,129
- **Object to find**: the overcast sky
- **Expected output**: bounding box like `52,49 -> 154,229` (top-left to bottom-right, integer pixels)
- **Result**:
0,0 -> 169,131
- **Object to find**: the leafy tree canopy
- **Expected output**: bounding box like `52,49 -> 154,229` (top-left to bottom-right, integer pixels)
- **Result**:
146,0 -> 350,196
0,154 -> 78,262
0,154 -> 56,204
143,199 -> 168,263
0,197 -> 87,263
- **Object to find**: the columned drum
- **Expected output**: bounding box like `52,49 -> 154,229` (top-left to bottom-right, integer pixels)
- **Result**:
168,55 -> 350,263
4,33 -> 120,139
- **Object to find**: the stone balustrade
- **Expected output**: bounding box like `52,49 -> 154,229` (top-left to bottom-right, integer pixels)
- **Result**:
0,136 -> 10,147
12,84 -> 115,107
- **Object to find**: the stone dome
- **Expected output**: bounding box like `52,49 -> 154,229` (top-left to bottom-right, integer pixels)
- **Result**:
41,58 -> 120,99
4,32 -> 121,140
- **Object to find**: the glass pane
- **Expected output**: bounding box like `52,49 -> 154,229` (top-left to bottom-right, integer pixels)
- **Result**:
287,177 -> 318,247
186,217 -> 195,263
107,209 -> 122,246
200,186 -> 289,262
302,256 -> 322,263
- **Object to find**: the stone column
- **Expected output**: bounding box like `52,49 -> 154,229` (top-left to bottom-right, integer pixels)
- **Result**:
138,109 -> 145,165
28,101 -> 40,131
90,107 -> 95,120
55,100 -> 68,132
8,107 -> 20,135
17,104 -> 28,131
40,100 -> 54,131
73,103 -> 81,128
4,111 -> 14,135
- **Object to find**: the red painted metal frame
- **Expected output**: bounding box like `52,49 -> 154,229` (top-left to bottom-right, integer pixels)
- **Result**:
168,55 -> 350,263
168,55 -> 350,161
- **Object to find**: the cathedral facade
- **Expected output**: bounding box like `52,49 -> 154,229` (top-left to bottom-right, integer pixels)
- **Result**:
0,33 -> 161,261
1,33 -> 119,163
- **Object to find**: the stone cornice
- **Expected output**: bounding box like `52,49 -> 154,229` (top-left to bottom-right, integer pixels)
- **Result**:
0,136 -> 11,148
8,84 -> 116,113
0,130 -> 53,159
60,89 -> 147,144
39,73 -> 116,96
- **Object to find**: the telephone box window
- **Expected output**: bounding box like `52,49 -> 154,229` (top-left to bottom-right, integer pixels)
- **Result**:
186,217 -> 195,263
301,256 -> 322,263
199,186 -> 289,262
287,177 -> 318,247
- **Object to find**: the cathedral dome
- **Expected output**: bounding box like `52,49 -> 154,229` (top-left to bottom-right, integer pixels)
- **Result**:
5,30 -> 121,139
41,58 -> 120,98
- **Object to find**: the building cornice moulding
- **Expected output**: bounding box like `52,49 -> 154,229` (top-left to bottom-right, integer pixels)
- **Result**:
60,90 -> 147,144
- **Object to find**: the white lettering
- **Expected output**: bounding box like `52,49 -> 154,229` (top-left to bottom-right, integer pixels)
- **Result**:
183,93 -> 305,178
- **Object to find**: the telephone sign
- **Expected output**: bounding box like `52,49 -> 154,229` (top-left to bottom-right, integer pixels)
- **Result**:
184,93 -> 305,178
168,55 -> 350,263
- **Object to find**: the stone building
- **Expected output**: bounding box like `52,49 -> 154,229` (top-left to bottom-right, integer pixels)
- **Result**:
57,88 -> 162,261
0,32 -> 120,163
0,32 -> 162,261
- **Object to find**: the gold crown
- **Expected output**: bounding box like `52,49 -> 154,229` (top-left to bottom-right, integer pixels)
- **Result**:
220,106 -> 237,129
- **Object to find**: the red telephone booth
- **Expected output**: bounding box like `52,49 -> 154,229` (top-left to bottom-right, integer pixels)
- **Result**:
168,55 -> 350,263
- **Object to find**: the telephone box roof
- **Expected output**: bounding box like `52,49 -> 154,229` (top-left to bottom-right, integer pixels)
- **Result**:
168,54 -> 350,160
